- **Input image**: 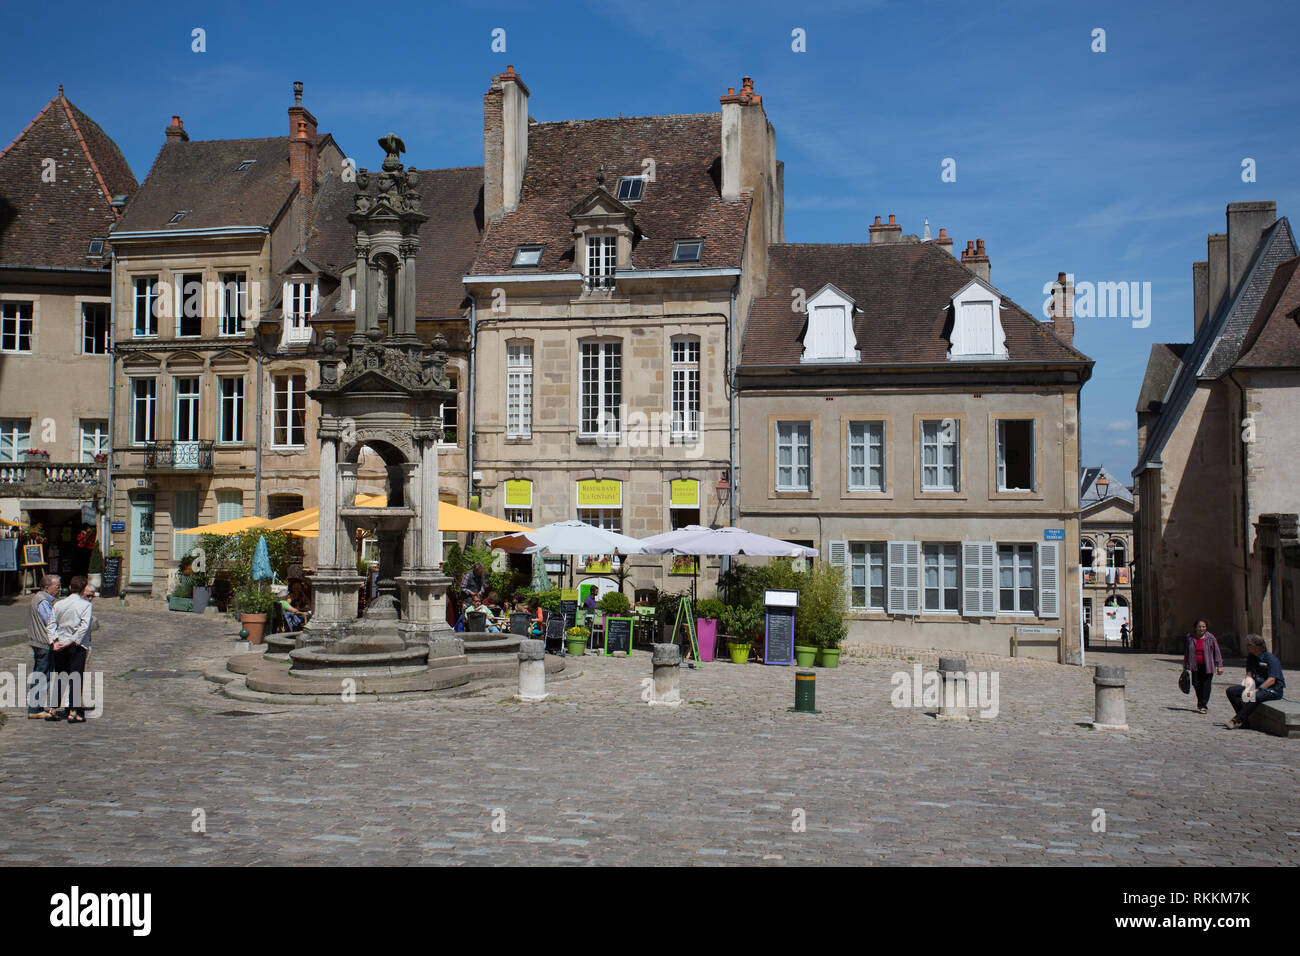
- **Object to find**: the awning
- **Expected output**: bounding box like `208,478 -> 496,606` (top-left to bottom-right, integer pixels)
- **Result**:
174,515 -> 271,536
262,497 -> 532,538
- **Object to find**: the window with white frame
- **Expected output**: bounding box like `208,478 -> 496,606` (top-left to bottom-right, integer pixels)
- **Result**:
847,420 -> 885,491
131,378 -> 156,444
176,273 -> 203,337
80,419 -> 109,462
285,280 -> 316,326
220,272 -> 247,336
503,479 -> 533,526
81,303 -> 108,354
1106,538 -> 1127,568
506,341 -> 533,439
218,376 -> 244,444
273,374 -> 307,447
671,239 -> 702,263
134,277 -> 158,336
948,280 -> 1007,359
511,245 -> 544,267
775,421 -> 811,491
849,541 -> 886,610
580,342 -> 621,436
172,490 -> 199,560
440,372 -> 458,445
1080,538 -> 1095,569
996,419 -> 1035,491
1,302 -> 33,352
0,419 -> 31,461
801,286 -> 858,362
998,544 -> 1036,613
585,235 -> 616,290
920,419 -> 960,492
923,543 -> 961,612
670,338 -> 700,439
577,508 -> 622,534
174,377 -> 200,441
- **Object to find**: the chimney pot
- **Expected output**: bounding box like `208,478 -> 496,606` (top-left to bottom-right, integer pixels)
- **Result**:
976,238 -> 986,255
727,86 -> 735,95
873,215 -> 882,226
887,214 -> 896,225
164,115 -> 188,142
293,81 -> 303,106
938,228 -> 948,239
742,76 -> 754,93
1058,271 -> 1067,283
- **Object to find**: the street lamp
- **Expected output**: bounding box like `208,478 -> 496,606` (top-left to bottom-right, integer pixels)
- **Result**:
1095,473 -> 1110,498
714,470 -> 731,509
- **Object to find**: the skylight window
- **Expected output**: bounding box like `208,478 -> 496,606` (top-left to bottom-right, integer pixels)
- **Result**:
615,176 -> 645,202
88,239 -> 105,256
512,244 -> 544,267
237,159 -> 256,171
168,210 -> 190,224
671,240 -> 702,264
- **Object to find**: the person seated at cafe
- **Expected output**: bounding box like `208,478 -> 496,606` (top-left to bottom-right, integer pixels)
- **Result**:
281,581 -> 313,632
461,593 -> 500,633
527,597 -> 545,636
583,590 -> 597,611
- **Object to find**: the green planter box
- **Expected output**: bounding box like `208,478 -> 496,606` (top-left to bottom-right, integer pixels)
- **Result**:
167,595 -> 193,612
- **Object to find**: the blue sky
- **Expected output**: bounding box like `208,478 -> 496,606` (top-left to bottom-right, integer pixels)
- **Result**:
5,0 -> 1298,479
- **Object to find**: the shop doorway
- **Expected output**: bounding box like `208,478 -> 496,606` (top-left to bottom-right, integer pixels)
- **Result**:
128,491 -> 155,586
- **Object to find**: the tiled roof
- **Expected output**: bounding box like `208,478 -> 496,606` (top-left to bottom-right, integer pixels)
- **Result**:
112,136 -> 296,233
739,241 -> 1090,367
0,88 -> 138,269
1202,219 -> 1296,377
1234,255 -> 1300,369
469,113 -> 751,274
1135,343 -> 1189,413
304,166 -> 483,318
1080,465 -> 1134,508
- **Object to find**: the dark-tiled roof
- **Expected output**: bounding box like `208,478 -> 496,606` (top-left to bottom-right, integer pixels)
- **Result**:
1202,219 -> 1297,377
0,90 -> 138,269
1234,255 -> 1300,369
1135,343 -> 1190,413
1080,465 -> 1134,508
739,241 -> 1090,367
469,113 -> 751,274
304,166 -> 483,318
113,136 -> 296,233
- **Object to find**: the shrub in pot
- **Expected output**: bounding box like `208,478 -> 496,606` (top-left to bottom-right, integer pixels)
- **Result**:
168,574 -> 194,612
87,546 -> 104,590
235,583 -> 277,644
565,625 -> 590,656
815,618 -> 847,668
694,597 -> 725,662
596,590 -> 631,615
720,604 -> 762,664
190,568 -> 212,614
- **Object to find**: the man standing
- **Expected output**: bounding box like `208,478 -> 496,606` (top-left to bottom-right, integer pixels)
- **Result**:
26,574 -> 60,718
45,575 -> 95,723
460,562 -> 487,599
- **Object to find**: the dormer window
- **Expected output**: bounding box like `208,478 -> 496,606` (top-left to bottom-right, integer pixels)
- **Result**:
615,176 -> 645,202
168,211 -> 190,224
671,240 -> 703,264
585,235 -> 617,290
281,279 -> 317,347
800,284 -> 859,363
948,278 -> 1008,359
512,244 -> 544,267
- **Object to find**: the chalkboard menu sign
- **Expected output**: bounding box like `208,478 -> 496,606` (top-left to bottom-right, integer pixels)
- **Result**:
560,598 -> 578,631
100,556 -> 122,598
22,544 -> 44,567
544,614 -> 566,653
603,615 -> 634,656
764,607 -> 796,665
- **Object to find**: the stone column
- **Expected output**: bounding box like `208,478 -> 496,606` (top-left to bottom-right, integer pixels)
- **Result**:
317,433 -> 339,571
400,242 -> 419,339
421,437 -> 440,568
515,639 -> 547,702
1091,664 -> 1128,730
650,643 -> 682,706
352,244 -> 369,342
303,452 -> 362,646
936,656 -> 970,721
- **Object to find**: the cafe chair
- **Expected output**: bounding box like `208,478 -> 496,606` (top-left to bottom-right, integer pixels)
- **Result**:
464,609 -> 488,632
509,612 -> 531,636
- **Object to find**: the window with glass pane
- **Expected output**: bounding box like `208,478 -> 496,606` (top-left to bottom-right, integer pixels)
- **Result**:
671,338 -> 700,438
216,489 -> 243,523
273,374 -> 307,447
998,544 -> 1036,613
775,421 -> 811,491
1,302 -> 33,352
923,543 -> 961,612
219,376 -> 244,444
996,419 -> 1035,491
287,282 -> 314,325
172,490 -> 199,560
82,303 -> 108,354
576,507 -> 622,533
440,373 -> 458,444
80,420 -> 109,461
847,421 -> 884,491
134,277 -> 158,336
220,272 -> 246,336
131,379 -> 156,444
580,342 -> 621,435
849,541 -> 886,610
504,507 -> 532,526
585,235 -> 616,289
506,342 -> 533,438
173,377 -> 200,441
176,273 -> 203,337
0,419 -> 31,462
921,419 -> 959,491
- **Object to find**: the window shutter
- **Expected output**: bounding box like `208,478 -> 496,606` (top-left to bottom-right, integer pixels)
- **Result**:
888,541 -> 920,615
961,542 -> 996,616
1037,541 -> 1059,618
310,283 -> 319,316
282,283 -> 291,317
826,540 -> 847,566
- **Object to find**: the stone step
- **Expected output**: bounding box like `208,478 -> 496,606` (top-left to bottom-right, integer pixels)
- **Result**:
1250,699 -> 1300,738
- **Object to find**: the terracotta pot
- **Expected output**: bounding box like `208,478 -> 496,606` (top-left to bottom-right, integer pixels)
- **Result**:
241,612 -> 268,644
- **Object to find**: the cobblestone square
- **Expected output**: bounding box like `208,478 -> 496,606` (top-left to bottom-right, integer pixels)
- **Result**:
1,602 -> 1296,866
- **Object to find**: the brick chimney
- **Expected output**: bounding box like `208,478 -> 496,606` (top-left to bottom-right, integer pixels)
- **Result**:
287,81 -> 318,207
868,214 -> 903,244
1048,271 -> 1075,346
718,76 -> 781,292
934,227 -> 953,255
1192,260 -> 1209,336
483,65 -> 530,224
1226,200 -> 1277,294
961,238 -> 990,282
164,115 -> 188,142
1206,233 -> 1228,330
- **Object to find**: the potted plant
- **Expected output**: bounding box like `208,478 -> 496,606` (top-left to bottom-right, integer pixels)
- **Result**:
87,545 -> 104,590
720,604 -> 762,664
168,574 -> 194,612
596,590 -> 630,616
694,597 -> 725,663
190,568 -> 212,614
815,618 -> 846,668
235,582 -> 277,644
565,625 -> 590,657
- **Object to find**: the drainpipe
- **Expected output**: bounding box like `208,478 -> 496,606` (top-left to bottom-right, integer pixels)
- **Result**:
467,298 -> 475,508
106,247 -> 117,555
728,283 -> 737,528
1228,370 -> 1252,634
255,345 -> 264,516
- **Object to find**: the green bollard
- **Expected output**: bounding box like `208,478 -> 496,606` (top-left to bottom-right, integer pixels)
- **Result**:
789,670 -> 820,714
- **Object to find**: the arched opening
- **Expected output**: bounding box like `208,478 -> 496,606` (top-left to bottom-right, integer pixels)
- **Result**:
1080,537 -> 1095,569
1106,537 -> 1127,569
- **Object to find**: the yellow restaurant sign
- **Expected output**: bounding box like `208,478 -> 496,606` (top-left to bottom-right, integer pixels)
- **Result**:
576,479 -> 621,508
505,479 -> 532,508
670,479 -> 699,508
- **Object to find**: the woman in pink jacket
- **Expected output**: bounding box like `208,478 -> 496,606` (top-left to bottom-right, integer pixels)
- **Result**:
1183,618 -> 1223,714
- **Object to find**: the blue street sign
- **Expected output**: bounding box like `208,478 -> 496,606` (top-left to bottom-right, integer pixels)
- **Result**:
111,521 -> 126,532
1043,529 -> 1065,541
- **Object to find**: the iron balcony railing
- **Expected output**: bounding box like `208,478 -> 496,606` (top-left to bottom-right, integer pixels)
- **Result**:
144,440 -> 214,472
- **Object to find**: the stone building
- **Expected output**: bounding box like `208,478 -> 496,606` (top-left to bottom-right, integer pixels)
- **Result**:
1133,201 -> 1300,660
735,229 -> 1092,660
1079,466 -> 1134,643
464,69 -> 782,594
0,86 -> 137,579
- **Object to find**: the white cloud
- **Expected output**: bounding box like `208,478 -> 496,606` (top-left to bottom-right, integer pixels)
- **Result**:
1105,420 -> 1129,432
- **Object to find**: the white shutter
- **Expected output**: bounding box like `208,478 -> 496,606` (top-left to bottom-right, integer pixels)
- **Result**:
310,282 -> 319,316
826,540 -> 847,566
282,282 -> 291,317
1037,541 -> 1059,618
962,541 -> 996,616
888,540 -> 920,615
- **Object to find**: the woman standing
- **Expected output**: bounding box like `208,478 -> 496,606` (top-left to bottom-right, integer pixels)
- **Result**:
1182,618 -> 1223,714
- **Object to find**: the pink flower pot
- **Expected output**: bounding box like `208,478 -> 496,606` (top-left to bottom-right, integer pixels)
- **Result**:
695,618 -> 717,662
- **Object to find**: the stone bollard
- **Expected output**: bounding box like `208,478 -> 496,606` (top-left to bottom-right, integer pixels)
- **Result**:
1091,663 -> 1128,730
650,643 -> 682,707
936,656 -> 970,720
515,639 -> 548,702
